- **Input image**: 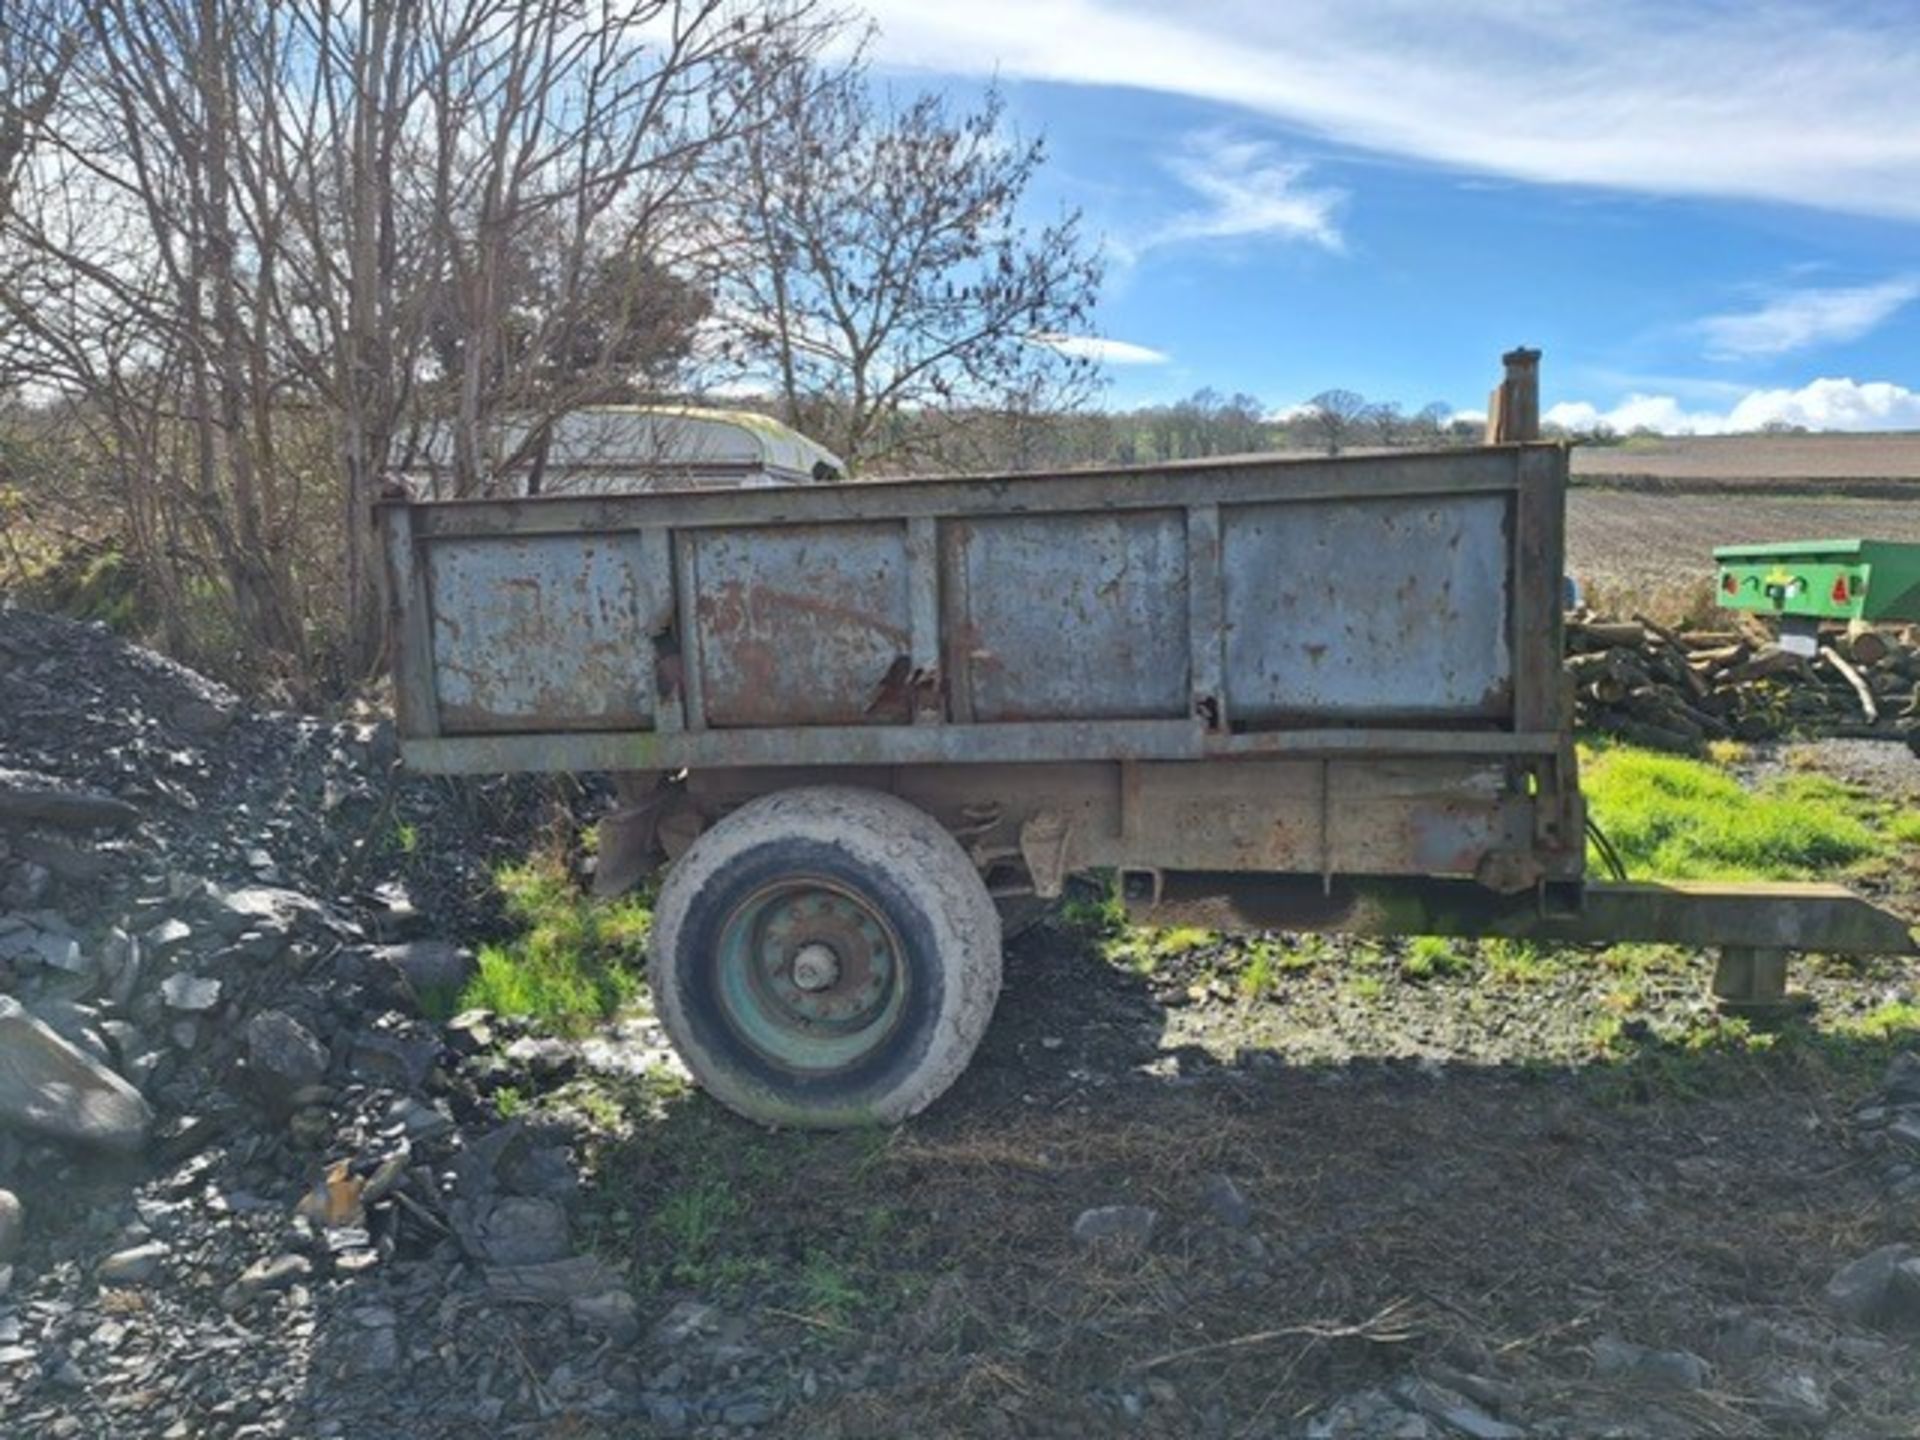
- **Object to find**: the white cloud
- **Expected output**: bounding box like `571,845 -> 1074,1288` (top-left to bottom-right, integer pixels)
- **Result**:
1696,277 -> 1920,360
1154,131 -> 1344,252
1030,332 -> 1170,364
1545,377 -> 1920,435
860,0 -> 1920,220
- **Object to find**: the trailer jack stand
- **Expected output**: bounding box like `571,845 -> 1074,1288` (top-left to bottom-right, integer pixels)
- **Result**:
1711,946 -> 1812,1018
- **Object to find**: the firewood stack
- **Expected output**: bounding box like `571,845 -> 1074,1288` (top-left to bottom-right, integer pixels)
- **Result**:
1565,613 -> 1920,752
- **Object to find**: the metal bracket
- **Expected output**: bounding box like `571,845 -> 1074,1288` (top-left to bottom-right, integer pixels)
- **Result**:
1018,810 -> 1073,900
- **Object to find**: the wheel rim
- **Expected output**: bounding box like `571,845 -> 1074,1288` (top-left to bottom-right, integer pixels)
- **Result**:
712,876 -> 909,1075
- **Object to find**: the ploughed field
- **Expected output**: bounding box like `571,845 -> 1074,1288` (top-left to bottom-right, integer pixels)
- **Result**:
1567,488 -> 1920,604
1558,432 -> 1920,602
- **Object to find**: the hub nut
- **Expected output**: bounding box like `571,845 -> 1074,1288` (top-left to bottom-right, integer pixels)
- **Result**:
790,943 -> 840,992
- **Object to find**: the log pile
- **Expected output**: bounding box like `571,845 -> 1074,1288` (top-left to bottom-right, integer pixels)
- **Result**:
1565,613 -> 1920,752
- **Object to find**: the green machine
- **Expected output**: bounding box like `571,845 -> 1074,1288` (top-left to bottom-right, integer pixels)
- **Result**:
1715,539 -> 1920,648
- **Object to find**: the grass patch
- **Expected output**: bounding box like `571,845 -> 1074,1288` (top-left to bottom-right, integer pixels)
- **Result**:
1482,938 -> 1556,985
1400,935 -> 1473,982
456,854 -> 650,1029
1105,924 -> 1219,976
1582,744 -> 1888,880
579,1078 -> 915,1318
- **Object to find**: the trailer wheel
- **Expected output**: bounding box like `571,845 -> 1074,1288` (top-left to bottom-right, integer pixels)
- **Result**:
648,787 -> 1002,1128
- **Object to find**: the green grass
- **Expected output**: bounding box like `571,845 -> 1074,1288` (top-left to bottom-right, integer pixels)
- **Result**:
1482,938 -> 1556,985
455,855 -> 651,1028
1400,935 -> 1473,982
1582,745 -> 1892,880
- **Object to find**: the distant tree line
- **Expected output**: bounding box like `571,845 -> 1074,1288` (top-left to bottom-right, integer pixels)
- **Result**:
837,386 -> 1484,476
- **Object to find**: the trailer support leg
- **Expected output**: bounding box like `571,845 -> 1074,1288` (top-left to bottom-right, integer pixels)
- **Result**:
1711,946 -> 1805,1017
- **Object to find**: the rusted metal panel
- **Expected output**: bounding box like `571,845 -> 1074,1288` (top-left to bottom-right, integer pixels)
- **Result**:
1220,494 -> 1513,721
399,722 -> 1570,776
381,504 -> 440,738
1510,447 -> 1568,734
951,510 -> 1192,721
424,533 -> 668,734
690,522 -> 912,728
405,447 -> 1532,541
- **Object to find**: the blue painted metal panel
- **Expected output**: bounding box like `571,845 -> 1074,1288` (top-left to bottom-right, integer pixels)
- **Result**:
1220,495 -> 1513,720
952,510 -> 1192,721
691,523 -> 913,728
425,533 -> 667,733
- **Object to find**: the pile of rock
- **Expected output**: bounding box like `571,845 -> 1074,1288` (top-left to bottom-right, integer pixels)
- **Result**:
1565,614 -> 1920,753
0,605 -> 674,1434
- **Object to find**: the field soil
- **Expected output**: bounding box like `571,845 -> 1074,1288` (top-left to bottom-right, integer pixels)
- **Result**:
1566,487 -> 1920,609
1570,433 -> 1920,486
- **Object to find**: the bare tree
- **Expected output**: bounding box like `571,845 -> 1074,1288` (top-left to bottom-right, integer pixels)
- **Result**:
711,48 -> 1103,471
2,0 -> 828,689
1303,388 -> 1368,456
1364,400 -> 1404,447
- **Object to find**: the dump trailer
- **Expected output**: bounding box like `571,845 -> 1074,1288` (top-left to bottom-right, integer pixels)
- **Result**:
377,408 -> 1915,1127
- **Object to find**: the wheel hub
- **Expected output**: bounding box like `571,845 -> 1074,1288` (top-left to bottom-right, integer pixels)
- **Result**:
790,942 -> 841,992
712,877 -> 908,1074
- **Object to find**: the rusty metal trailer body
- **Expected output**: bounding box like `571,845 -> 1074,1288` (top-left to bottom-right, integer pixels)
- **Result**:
385,445 -> 1581,888
377,441 -> 1913,1126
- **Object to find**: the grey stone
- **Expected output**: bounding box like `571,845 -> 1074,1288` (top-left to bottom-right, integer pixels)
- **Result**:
97,1242 -> 168,1286
0,1189 -> 20,1263
1072,1204 -> 1159,1251
391,1095 -> 454,1141
144,918 -> 192,953
206,885 -> 320,939
244,1010 -> 330,1107
570,1289 -> 640,1342
1306,1390 -> 1434,1439
445,1009 -> 495,1055
722,1398 -> 776,1427
1824,1243 -> 1920,1326
171,697 -> 234,737
652,1299 -> 719,1346
1590,1335 -> 1709,1391
348,1031 -> 441,1092
643,1394 -> 691,1434
1882,1050 -> 1920,1105
1201,1173 -> 1252,1229
476,1196 -> 571,1266
160,973 -> 221,1012
1,861 -> 51,909
1392,1376 -> 1523,1439
29,1000 -> 111,1064
1888,1113 -> 1920,1149
0,995 -> 152,1151
0,923 -> 83,972
227,1253 -> 312,1304
329,1315 -> 399,1376
485,1255 -> 621,1304
372,941 -> 475,997
1761,1371 -> 1828,1424
102,929 -> 141,1007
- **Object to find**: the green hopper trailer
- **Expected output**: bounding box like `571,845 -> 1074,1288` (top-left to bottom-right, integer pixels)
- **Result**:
1715,538 -> 1920,626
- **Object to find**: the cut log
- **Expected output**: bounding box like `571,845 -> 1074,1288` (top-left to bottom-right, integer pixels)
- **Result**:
1819,645 -> 1880,724
1844,629 -> 1891,666
1570,620 -> 1647,649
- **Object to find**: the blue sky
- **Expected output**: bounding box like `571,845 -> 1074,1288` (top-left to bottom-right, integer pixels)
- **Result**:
860,0 -> 1920,431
